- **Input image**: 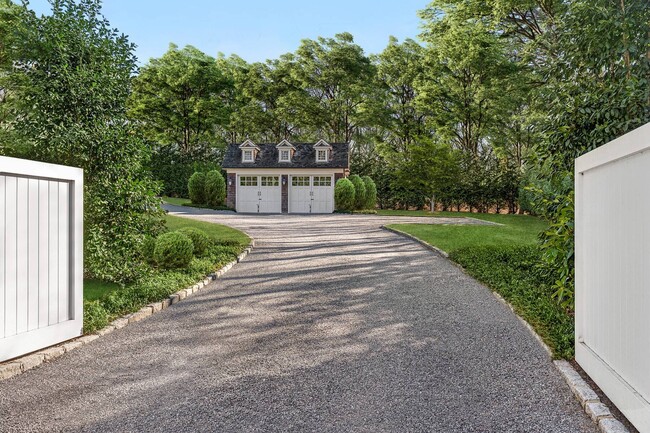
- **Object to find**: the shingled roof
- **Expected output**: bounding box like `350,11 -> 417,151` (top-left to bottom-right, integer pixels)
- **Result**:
222,142 -> 349,169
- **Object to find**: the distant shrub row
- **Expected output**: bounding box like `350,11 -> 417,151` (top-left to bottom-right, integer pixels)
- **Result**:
335,175 -> 377,211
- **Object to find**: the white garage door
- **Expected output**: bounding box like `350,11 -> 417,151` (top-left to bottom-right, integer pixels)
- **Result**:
237,175 -> 281,213
289,175 -> 334,214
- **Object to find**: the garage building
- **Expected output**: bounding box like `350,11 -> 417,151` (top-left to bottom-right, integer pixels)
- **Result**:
222,139 -> 350,214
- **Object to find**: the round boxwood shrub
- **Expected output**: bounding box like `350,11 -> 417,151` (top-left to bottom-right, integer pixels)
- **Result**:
348,175 -> 367,210
153,231 -> 194,269
362,176 -> 377,209
141,235 -> 157,264
204,170 -> 226,207
176,227 -> 210,257
188,171 -> 206,204
335,178 -> 356,211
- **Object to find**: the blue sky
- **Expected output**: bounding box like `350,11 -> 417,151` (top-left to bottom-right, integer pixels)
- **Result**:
26,0 -> 428,65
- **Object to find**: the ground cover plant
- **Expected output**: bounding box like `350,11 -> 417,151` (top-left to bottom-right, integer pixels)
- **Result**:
82,214 -> 250,333
387,212 -> 575,359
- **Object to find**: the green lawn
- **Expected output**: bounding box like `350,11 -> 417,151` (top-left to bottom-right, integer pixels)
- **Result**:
387,212 -> 546,253
164,214 -> 249,245
82,214 -> 249,332
385,211 -> 575,359
161,196 -> 190,206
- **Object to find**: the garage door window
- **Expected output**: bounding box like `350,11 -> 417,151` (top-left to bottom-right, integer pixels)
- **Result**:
261,176 -> 279,186
292,176 -> 310,186
313,176 -> 331,187
240,176 -> 258,186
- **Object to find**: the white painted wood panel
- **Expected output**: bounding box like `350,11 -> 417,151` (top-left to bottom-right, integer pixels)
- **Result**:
0,156 -> 83,361
575,122 -> 650,433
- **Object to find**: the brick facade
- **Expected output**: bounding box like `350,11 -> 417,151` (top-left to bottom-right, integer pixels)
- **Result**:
281,175 -> 288,213
226,173 -> 236,209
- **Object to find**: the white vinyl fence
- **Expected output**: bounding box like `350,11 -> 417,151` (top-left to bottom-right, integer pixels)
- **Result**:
575,123 -> 650,433
0,156 -> 83,362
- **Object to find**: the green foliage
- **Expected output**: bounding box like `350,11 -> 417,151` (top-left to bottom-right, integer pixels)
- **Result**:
187,171 -> 207,204
176,227 -> 210,257
154,232 -> 194,269
450,245 -> 575,359
334,178 -> 356,211
204,169 -> 226,207
141,236 -> 157,264
128,44 -> 231,153
361,176 -> 377,209
150,145 -> 220,197
348,175 -> 366,210
5,0 -> 164,283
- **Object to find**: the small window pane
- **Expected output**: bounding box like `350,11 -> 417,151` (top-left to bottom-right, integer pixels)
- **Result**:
280,150 -> 290,161
317,149 -> 327,162
243,150 -> 253,162
240,176 -> 258,186
314,176 -> 331,187
292,176 -> 309,186
261,176 -> 279,186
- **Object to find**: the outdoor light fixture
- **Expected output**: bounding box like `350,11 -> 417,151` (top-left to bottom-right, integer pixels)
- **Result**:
228,178 -> 232,186
282,177 -> 287,186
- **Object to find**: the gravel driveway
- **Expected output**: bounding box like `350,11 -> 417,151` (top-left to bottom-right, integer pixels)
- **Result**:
0,207 -> 596,432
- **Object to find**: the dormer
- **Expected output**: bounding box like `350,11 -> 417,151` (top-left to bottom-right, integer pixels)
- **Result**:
276,139 -> 296,163
239,139 -> 260,163
314,139 -> 332,163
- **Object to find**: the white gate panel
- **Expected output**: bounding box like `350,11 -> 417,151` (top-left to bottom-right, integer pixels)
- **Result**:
575,123 -> 650,433
0,156 -> 83,362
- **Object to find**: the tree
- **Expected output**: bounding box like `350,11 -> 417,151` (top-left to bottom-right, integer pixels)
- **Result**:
204,170 -> 226,207
128,44 -> 232,153
291,33 -> 380,142
334,178 -> 356,211
8,0 -> 164,283
188,171 -> 207,204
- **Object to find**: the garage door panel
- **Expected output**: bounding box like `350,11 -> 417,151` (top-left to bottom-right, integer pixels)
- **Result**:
260,176 -> 281,213
312,176 -> 333,213
290,176 -> 311,213
237,176 -> 259,213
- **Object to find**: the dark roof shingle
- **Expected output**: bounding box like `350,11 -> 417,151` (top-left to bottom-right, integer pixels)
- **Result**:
222,142 -> 349,169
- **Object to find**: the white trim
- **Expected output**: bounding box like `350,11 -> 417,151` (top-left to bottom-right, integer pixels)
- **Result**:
313,139 -> 332,148
275,139 -> 295,149
279,149 -> 291,162
242,149 -> 254,163
226,168 -> 344,175
316,148 -> 328,163
239,139 -> 260,150
575,123 -> 650,174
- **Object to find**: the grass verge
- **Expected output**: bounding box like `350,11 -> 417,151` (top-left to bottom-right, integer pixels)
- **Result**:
82,214 -> 249,334
161,196 -> 190,206
386,212 -> 574,359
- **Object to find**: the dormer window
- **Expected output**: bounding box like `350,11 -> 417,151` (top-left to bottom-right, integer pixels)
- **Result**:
276,139 -> 295,163
314,139 -> 332,163
239,139 -> 260,163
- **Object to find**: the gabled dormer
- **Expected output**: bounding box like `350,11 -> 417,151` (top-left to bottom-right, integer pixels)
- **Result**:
276,139 -> 296,163
239,139 -> 260,163
314,139 -> 332,163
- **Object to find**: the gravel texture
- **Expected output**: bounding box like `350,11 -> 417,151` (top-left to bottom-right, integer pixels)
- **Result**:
0,207 -> 597,432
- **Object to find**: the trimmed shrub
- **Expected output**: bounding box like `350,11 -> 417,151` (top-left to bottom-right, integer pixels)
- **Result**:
348,175 -> 367,210
335,178 -> 356,211
177,227 -> 210,257
141,236 -> 157,264
204,170 -> 226,207
362,176 -> 377,209
153,232 -> 194,269
188,172 -> 207,204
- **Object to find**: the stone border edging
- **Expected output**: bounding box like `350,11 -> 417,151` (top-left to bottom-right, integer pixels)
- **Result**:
0,240 -> 255,382
382,226 -> 630,433
382,225 -> 449,257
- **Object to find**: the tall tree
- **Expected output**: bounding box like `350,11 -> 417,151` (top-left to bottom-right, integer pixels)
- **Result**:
9,0 -> 163,283
290,32 -> 379,142
128,44 -> 232,153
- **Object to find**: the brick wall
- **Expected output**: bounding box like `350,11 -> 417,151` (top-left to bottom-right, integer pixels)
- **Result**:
226,173 -> 236,209
281,175 -> 288,213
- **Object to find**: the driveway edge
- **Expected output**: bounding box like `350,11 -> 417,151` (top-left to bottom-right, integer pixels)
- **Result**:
0,240 -> 255,382
381,226 -> 630,433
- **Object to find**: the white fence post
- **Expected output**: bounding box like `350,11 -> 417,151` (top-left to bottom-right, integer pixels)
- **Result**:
0,156 -> 83,361
575,122 -> 650,433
